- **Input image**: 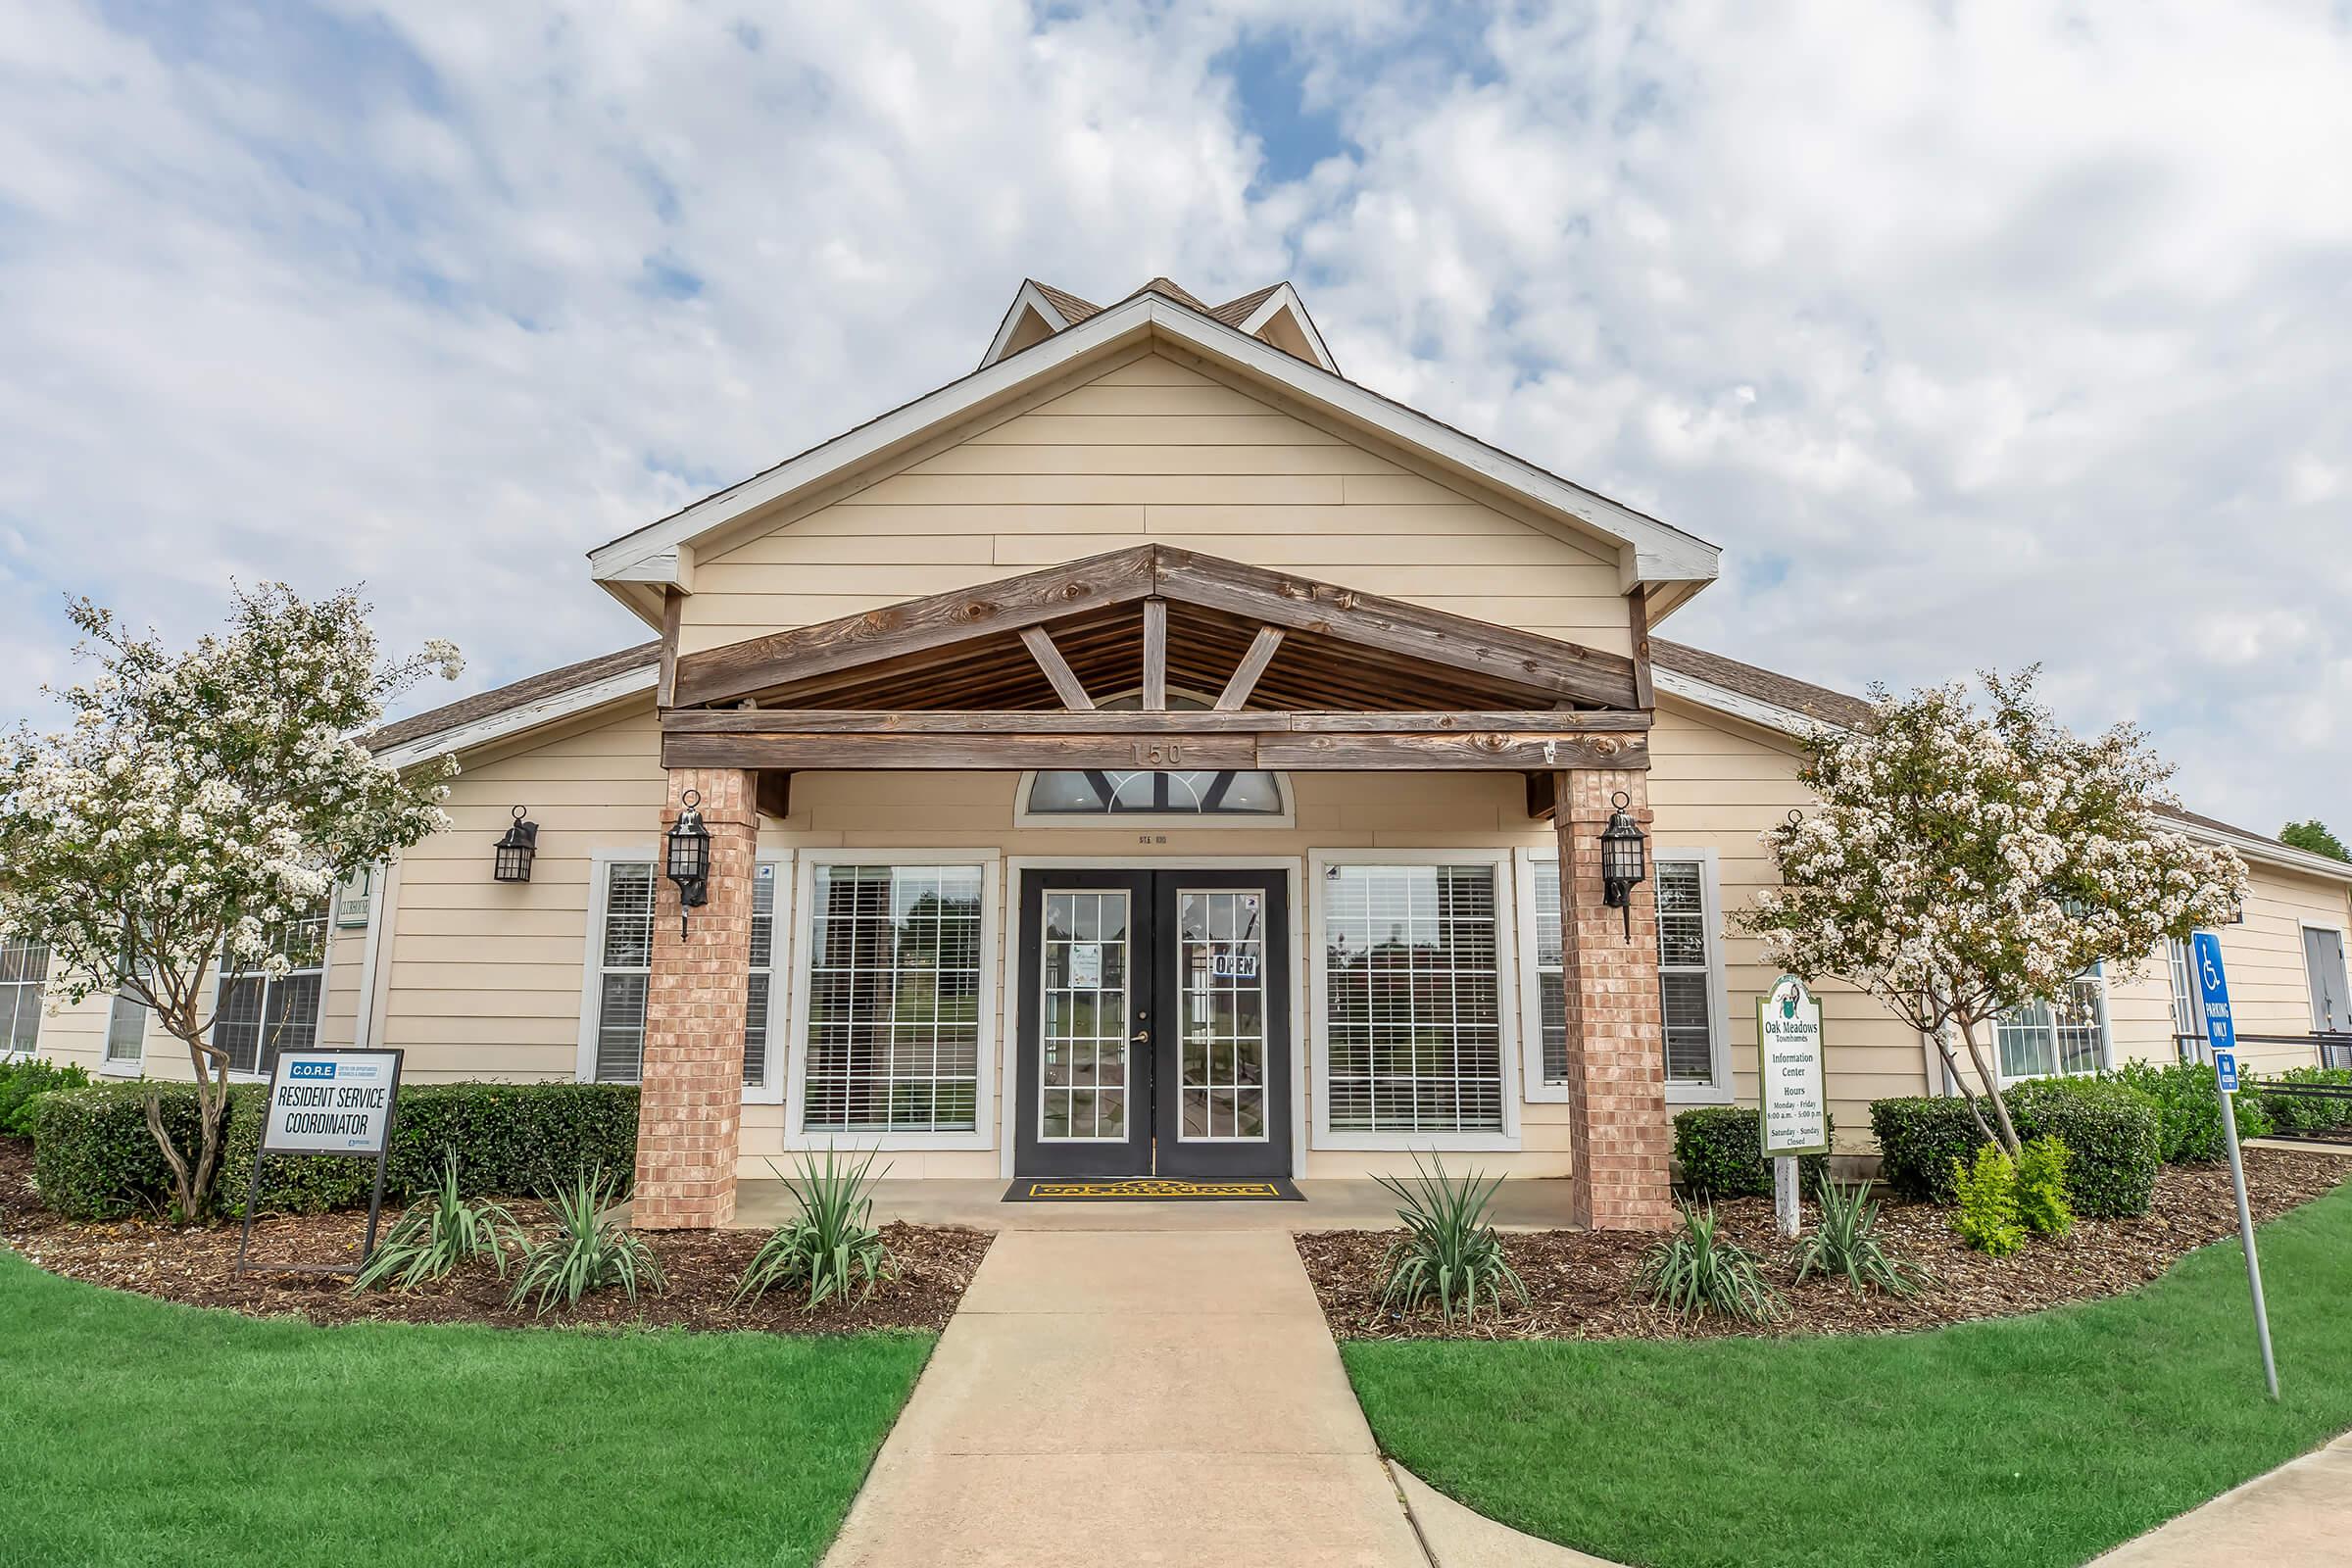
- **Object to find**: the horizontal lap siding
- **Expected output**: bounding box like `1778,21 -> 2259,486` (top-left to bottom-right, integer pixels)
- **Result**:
681,353 -> 1631,657
2218,868 -> 2350,1073
1645,699 -> 1930,1151
378,703 -> 667,1084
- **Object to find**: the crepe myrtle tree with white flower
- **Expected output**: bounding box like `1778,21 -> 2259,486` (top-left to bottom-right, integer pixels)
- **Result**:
0,585 -> 462,1219
1740,668 -> 2246,1156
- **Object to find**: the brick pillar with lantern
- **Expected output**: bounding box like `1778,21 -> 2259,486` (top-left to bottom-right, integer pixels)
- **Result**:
1552,768 -> 1676,1231
632,768 -> 759,1230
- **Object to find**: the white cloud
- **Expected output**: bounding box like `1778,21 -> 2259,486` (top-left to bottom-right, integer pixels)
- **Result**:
1,0 -> 2346,837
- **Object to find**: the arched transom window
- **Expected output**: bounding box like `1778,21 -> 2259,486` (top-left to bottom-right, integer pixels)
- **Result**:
1022,690 -> 1290,821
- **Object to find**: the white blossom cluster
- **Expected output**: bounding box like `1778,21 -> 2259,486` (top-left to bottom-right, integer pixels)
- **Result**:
1741,668 -> 2247,1040
0,584 -> 460,1022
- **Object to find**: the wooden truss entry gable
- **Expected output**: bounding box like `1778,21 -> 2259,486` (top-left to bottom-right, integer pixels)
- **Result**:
661,544 -> 1650,775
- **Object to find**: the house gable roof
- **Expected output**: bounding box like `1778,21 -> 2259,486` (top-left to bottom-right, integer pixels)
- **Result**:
591,287 -> 1720,624
1648,640 -> 2352,886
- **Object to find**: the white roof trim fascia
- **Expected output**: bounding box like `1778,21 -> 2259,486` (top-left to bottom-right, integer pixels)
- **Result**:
590,294 -> 1721,592
375,663 -> 659,770
1656,667 -> 2352,888
1653,667 -> 1830,742
1237,284 -> 1339,374
977,281 -> 1074,370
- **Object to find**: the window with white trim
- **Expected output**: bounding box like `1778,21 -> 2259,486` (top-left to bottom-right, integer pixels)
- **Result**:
590,861 -> 656,1084
0,936 -> 49,1055
1654,860 -> 1718,1088
1525,853 -> 1724,1094
1995,968 -> 2109,1080
106,988 -> 148,1066
802,863 -> 984,1134
2167,937 -> 2208,1062
743,863 -> 776,1087
1323,862 -> 1505,1134
213,903 -> 327,1077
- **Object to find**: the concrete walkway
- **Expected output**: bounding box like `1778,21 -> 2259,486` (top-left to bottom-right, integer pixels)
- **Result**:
821,1229 -> 1424,1566
2089,1432 -> 2352,1566
822,1228 -> 1604,1567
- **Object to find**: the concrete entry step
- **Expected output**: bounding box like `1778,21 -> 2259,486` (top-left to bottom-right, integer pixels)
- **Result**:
736,1177 -> 1586,1233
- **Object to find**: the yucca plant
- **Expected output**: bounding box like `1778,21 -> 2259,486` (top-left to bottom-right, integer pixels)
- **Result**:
507,1165 -> 664,1315
1793,1174 -> 1927,1298
354,1153 -> 519,1293
1638,1202 -> 1784,1323
1373,1153 -> 1528,1325
735,1148 -> 894,1310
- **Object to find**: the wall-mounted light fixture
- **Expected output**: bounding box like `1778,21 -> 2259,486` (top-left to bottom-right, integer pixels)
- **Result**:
1599,790 -> 1648,940
492,807 -> 539,884
665,789 -> 711,936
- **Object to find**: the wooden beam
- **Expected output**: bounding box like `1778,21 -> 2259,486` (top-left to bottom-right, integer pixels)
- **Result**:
657,587 -> 683,708
671,546 -> 1157,708
756,770 -> 792,819
1627,584 -> 1655,710
1019,625 -> 1096,710
1214,626 -> 1284,710
1142,598 -> 1168,710
663,728 -> 1649,772
666,731 -> 1262,771
1150,546 -> 1641,710
662,708 -> 1651,736
1254,733 -> 1648,771
1526,770 -> 1556,821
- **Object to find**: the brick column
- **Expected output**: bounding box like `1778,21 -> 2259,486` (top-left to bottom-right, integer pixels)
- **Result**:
1554,769 -> 1676,1231
632,767 -> 758,1230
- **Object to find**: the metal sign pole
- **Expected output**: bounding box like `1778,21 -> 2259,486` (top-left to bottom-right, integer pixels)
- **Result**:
2217,1074 -> 2278,1401
2194,931 -> 2278,1400
1774,1154 -> 1799,1239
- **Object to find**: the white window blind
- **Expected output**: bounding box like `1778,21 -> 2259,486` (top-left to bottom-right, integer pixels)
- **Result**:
1530,860 -> 1568,1086
743,863 -> 776,1087
0,936 -> 49,1055
802,863 -> 984,1133
1655,860 -> 1717,1087
213,904 -> 326,1077
1324,863 -> 1505,1134
1996,970 -> 2109,1079
592,862 -> 656,1084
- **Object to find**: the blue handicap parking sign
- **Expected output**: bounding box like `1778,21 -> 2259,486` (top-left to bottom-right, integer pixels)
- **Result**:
2192,931 -> 2236,1059
2215,1051 -> 2238,1094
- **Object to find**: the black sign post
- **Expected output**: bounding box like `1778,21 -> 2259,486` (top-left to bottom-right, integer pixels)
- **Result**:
232,1047 -> 405,1278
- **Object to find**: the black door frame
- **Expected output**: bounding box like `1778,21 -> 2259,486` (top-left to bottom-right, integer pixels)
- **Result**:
1012,865 -> 1293,1178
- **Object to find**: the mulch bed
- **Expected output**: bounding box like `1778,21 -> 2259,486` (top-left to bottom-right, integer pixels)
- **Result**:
0,1137 -> 989,1335
1298,1148 -> 2351,1342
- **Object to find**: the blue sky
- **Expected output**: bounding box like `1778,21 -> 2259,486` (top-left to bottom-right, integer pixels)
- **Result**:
3,1 -> 2350,835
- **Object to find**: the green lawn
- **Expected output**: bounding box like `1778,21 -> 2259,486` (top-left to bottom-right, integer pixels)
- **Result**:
1346,1183 -> 2352,1568
0,1250 -> 931,1567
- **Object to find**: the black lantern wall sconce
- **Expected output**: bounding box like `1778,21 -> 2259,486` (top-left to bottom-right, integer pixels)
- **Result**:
1599,790 -> 1648,939
492,807 -> 538,883
665,789 -> 712,936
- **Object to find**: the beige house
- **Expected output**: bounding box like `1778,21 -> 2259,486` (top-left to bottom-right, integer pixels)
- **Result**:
17,277 -> 2351,1227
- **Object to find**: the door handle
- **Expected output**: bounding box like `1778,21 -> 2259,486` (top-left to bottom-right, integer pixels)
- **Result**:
1132,1028 -> 1151,1044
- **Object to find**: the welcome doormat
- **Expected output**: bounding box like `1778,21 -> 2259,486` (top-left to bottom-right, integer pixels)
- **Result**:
1002,1177 -> 1304,1202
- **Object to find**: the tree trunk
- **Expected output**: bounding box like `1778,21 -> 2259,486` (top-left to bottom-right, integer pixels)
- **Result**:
1932,1027 -> 1999,1147
144,1021 -> 234,1222
1954,1013 -> 2024,1155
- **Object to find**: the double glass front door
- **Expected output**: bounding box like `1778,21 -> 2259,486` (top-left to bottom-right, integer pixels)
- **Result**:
1014,868 -> 1292,1177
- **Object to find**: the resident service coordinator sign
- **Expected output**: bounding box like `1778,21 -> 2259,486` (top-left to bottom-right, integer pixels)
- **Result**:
260,1050 -> 402,1155
1758,975 -> 1829,1157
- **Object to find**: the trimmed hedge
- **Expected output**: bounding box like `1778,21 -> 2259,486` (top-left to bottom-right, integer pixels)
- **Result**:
1871,1080 -> 2162,1218
0,1056 -> 91,1137
2250,1066 -> 2352,1137
2100,1058 -> 2272,1162
29,1081 -> 639,1221
1672,1105 -> 1832,1199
